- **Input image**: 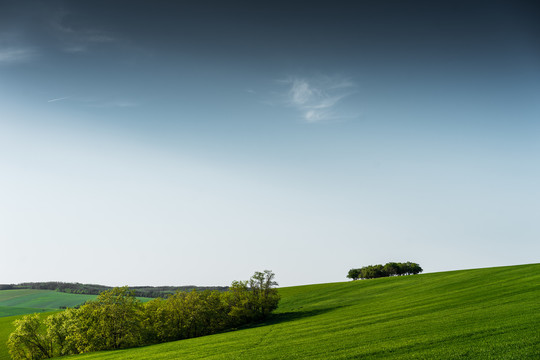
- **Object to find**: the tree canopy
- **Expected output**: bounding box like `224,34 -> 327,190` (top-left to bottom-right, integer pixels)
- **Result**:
8,271 -> 280,360
347,262 -> 423,280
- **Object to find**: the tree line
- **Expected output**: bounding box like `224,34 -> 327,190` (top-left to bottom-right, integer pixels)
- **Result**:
0,282 -> 228,298
8,270 -> 279,360
347,262 -> 423,280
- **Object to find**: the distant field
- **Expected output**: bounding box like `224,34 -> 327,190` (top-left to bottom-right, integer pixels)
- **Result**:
0,290 -> 96,311
0,306 -> 51,318
67,263 -> 539,360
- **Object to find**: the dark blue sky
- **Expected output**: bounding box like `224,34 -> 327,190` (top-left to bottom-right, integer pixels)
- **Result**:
1,1 -> 539,286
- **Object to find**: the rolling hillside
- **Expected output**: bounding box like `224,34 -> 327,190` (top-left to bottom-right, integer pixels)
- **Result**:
67,264 -> 539,360
0,290 -> 96,311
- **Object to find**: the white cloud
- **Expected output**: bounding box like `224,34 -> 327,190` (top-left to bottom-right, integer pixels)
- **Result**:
45,96 -> 138,108
290,79 -> 316,105
47,96 -> 69,103
283,75 -> 356,123
0,47 -> 36,64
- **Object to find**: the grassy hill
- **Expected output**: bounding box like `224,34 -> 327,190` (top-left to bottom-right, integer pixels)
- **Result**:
63,263 -> 539,360
0,290 -> 96,311
0,315 -> 22,360
0,306 -> 52,318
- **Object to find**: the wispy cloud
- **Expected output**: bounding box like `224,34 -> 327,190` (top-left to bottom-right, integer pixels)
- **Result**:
281,75 -> 356,123
86,99 -> 139,108
47,96 -> 69,103
63,45 -> 87,53
49,10 -> 121,54
0,47 -> 37,64
44,96 -> 138,108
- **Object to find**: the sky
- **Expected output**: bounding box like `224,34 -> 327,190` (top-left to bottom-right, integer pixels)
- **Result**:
1,0 -> 539,287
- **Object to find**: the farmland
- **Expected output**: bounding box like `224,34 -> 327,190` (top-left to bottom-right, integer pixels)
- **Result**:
0,290 -> 95,311
58,263 -> 539,360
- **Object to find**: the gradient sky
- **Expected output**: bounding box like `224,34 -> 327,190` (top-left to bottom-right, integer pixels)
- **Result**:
1,0 -> 539,287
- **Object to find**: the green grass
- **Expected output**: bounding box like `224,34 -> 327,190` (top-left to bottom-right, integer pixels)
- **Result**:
0,306 -> 52,318
0,290 -> 96,311
0,315 -> 19,360
65,264 -> 539,360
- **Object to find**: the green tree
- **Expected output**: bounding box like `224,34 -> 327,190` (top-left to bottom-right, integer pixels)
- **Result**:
141,297 -> 168,344
408,262 -> 423,275
347,268 -> 361,280
249,270 -> 280,319
383,262 -> 400,277
71,287 -> 143,352
8,314 -> 53,360
44,309 -> 79,357
225,280 -> 254,325
8,272 -> 282,359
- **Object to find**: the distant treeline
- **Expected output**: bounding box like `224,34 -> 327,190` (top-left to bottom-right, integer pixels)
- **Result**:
347,262 -> 423,280
0,282 -> 228,297
8,271 -> 279,360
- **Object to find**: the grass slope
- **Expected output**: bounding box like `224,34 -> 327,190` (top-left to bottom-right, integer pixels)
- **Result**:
0,290 -> 96,311
0,315 -> 19,360
0,306 -> 52,318
68,264 -> 539,360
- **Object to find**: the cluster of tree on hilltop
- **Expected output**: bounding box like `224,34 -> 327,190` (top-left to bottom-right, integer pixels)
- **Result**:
0,282 -> 228,297
347,262 -> 423,280
8,271 -> 279,360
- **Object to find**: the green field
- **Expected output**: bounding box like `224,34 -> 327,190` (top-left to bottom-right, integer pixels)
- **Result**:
0,306 -> 52,318
0,290 -> 96,311
0,315 -> 20,360
63,264 -> 538,360
1,264 -> 538,360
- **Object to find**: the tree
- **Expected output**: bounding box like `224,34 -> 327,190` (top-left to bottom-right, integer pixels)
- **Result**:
347,268 -> 361,280
8,272 -> 282,359
225,280 -> 255,325
408,262 -> 423,275
44,309 -> 78,357
71,287 -> 143,352
383,262 -> 400,277
249,270 -> 280,319
362,264 -> 385,279
347,262 -> 423,280
141,297 -> 169,344
8,314 -> 53,360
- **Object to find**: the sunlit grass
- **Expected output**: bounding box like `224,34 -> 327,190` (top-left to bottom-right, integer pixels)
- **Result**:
64,263 -> 539,360
0,290 -> 96,310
